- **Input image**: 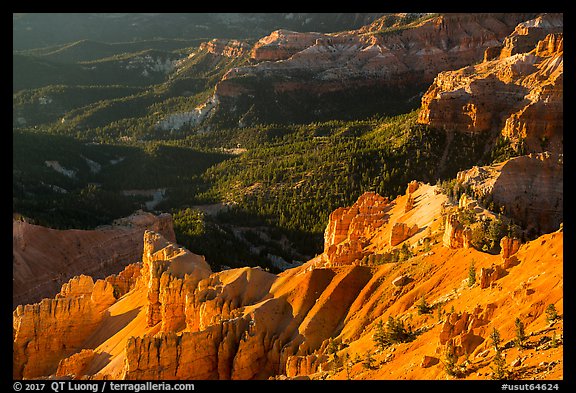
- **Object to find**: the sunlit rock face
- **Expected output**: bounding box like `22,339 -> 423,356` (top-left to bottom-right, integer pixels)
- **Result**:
12,211 -> 175,308
207,13 -> 537,125
418,14 -> 563,155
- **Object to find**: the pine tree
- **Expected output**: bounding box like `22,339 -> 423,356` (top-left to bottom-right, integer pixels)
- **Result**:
373,320 -> 388,351
545,304 -> 558,324
491,349 -> 507,380
468,260 -> 476,287
436,303 -> 444,322
344,353 -> 352,380
490,327 -> 501,351
417,295 -> 432,315
362,350 -> 375,369
326,338 -> 339,358
443,341 -> 460,378
515,318 -> 526,349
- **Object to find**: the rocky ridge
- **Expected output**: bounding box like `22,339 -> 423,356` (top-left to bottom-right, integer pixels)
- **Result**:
200,39 -> 250,58
199,13 -> 538,126
418,13 -> 563,154
13,173 -> 563,380
455,153 -> 563,234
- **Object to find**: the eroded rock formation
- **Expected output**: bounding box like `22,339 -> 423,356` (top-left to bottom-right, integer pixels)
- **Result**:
500,236 -> 521,259
484,13 -> 563,61
206,13 -> 537,126
390,222 -> 419,247
455,153 -> 563,234
442,214 -> 465,249
418,14 -> 563,154
200,39 -> 250,58
13,275 -> 117,379
323,192 -> 389,266
141,231 -> 212,331
12,180 -> 564,381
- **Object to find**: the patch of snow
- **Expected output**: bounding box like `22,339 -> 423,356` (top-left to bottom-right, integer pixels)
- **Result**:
44,161 -> 77,179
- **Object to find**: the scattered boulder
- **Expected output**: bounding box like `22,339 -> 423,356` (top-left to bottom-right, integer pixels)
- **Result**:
421,355 -> 439,368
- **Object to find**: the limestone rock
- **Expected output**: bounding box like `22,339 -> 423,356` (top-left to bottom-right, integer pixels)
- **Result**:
185,267 -> 276,333
13,210 -> 175,308
105,263 -> 142,299
479,265 -> 508,289
250,30 -> 325,62
323,192 -> 389,266
210,13 -> 536,127
11,176 -> 563,381
455,154 -> 562,234
418,17 -> 563,155
442,214 -> 465,249
57,275 -> 95,299
13,275 -> 116,379
501,236 -> 522,259
125,328 -> 223,380
200,39 -> 250,58
56,349 -> 96,378
439,309 -> 488,358
484,13 -> 562,60
406,180 -> 419,195
141,231 -> 212,330
298,266 -> 372,352
404,194 -> 415,213
286,355 -> 320,377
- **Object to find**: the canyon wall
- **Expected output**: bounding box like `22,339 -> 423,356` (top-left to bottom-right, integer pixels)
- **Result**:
205,13 -> 538,126
13,211 -> 175,308
199,39 -> 250,58
418,14 -> 562,154
13,275 -> 117,379
455,153 -> 562,234
13,179 -> 563,380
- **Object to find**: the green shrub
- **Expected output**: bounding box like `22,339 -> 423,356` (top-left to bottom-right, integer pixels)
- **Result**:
545,304 -> 559,323
468,260 -> 476,287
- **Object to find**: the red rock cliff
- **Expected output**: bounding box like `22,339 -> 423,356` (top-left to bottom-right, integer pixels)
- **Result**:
12,210 -> 175,308
13,275 -> 116,379
211,13 -> 537,123
418,14 -> 562,154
